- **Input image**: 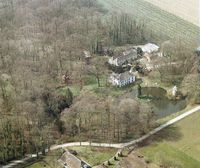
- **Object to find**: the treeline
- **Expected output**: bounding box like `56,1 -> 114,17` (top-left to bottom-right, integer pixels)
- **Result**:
0,120 -> 25,163
0,0 -> 156,164
108,14 -> 149,45
91,14 -> 153,54
62,92 -> 155,142
0,0 -> 103,163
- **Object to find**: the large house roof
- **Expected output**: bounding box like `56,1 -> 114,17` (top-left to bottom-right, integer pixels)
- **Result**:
119,71 -> 134,81
113,48 -> 137,64
111,71 -> 134,81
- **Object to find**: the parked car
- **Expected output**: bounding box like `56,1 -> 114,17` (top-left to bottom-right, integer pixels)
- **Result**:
64,163 -> 68,168
81,164 -> 91,168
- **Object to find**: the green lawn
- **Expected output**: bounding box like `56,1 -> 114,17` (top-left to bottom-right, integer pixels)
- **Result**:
138,111 -> 200,168
98,0 -> 199,47
25,150 -> 63,168
67,146 -> 117,166
24,147 -> 116,168
58,75 -> 139,98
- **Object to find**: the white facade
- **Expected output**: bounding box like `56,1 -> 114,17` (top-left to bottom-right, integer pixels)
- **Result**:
118,76 -> 136,87
109,74 -> 120,86
109,72 -> 136,87
108,57 -> 119,66
172,86 -> 177,97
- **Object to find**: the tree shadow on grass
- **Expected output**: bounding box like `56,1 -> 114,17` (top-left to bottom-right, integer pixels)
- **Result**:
138,125 -> 182,147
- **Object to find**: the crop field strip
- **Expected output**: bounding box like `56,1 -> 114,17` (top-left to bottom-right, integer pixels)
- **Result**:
101,0 -> 199,36
99,0 -> 199,46
100,0 -> 199,40
145,0 -> 199,27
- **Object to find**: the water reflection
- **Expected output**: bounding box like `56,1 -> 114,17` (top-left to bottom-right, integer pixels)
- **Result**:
139,87 -> 186,118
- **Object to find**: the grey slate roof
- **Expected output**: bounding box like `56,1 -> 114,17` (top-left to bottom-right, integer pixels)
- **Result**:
114,48 -> 137,65
119,71 -> 134,81
111,71 -> 134,81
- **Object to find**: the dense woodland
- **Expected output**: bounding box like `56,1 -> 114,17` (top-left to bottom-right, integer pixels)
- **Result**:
0,0 -> 199,164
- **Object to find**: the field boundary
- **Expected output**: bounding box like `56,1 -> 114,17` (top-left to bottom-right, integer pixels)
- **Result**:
98,0 -> 199,47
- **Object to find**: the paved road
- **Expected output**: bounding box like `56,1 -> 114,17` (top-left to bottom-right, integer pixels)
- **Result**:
51,106 -> 200,149
122,106 -> 200,147
2,154 -> 37,168
3,106 -> 200,168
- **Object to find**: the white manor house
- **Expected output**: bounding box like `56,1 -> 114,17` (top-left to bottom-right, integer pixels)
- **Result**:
108,71 -> 136,87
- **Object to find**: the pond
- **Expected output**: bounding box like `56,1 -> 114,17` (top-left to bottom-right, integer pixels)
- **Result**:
136,87 -> 187,119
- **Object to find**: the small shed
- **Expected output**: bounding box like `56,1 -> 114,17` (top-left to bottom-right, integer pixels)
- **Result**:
196,46 -> 200,56
83,50 -> 92,64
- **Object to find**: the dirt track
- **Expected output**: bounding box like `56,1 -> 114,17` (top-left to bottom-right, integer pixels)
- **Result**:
145,0 -> 199,27
4,106 -> 200,168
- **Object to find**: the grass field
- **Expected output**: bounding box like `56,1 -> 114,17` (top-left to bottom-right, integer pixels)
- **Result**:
98,0 -> 199,47
145,0 -> 199,27
138,111 -> 200,168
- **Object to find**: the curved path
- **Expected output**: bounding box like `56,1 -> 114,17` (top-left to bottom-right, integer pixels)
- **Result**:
3,106 -> 200,168
51,106 -> 200,149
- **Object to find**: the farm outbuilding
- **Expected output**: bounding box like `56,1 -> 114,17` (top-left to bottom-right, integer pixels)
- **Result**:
83,50 -> 92,64
139,43 -> 159,54
108,48 -> 138,66
196,46 -> 200,56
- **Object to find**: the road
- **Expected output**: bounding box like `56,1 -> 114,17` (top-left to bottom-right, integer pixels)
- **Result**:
2,154 -> 38,168
51,106 -> 200,149
2,106 -> 200,168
